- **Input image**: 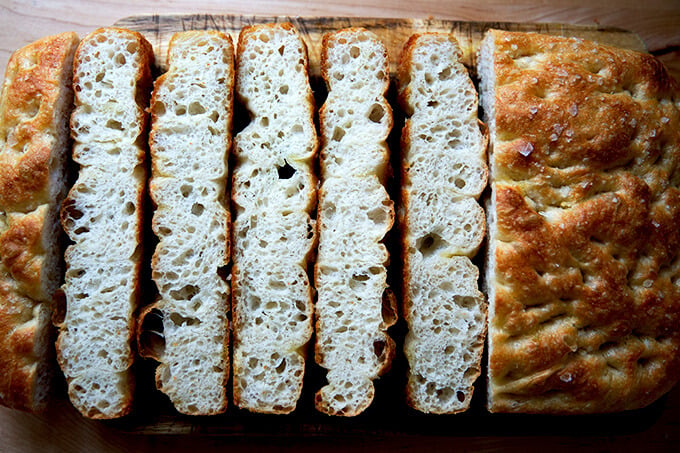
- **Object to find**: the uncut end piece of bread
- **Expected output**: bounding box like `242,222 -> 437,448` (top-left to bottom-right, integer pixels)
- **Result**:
231,23 -> 317,414
0,32 -> 79,413
143,31 -> 234,416
315,28 -> 396,416
480,30 -> 680,414
398,33 -> 488,414
56,28 -> 153,419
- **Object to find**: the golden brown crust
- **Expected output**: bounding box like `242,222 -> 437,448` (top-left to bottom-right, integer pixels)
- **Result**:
486,30 -> 680,413
0,32 -> 79,412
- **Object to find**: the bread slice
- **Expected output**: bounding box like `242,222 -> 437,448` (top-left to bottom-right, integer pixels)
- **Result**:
314,28 -> 396,416
479,29 -> 680,413
231,23 -> 317,414
143,31 -> 233,415
56,28 -> 153,419
0,32 -> 79,413
398,33 -> 488,414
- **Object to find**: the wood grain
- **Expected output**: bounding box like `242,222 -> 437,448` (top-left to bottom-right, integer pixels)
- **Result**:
1,1 -> 679,80
113,14 -> 646,77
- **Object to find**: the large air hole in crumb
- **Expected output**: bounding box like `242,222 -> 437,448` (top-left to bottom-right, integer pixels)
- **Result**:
123,202 -> 135,215
170,312 -> 201,326
169,284 -> 199,301
368,103 -> 385,123
191,203 -> 205,216
180,185 -> 192,197
367,207 -> 387,224
332,126 -> 345,141
275,359 -> 287,373
417,232 -> 446,257
454,295 -> 476,309
349,46 -> 360,58
369,266 -> 382,275
270,279 -> 286,289
188,101 -> 206,115
436,387 -> 454,402
106,119 -> 123,130
64,204 -> 84,220
277,161 -> 296,179
349,274 -> 369,290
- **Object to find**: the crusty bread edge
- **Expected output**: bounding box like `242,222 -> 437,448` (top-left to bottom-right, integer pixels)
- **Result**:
397,32 -> 489,414
56,27 -> 153,420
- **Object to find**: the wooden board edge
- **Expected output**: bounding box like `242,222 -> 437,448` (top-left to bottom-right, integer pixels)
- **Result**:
113,14 -> 647,76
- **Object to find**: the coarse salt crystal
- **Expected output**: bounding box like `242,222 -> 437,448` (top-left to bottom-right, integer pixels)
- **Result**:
661,117 -> 670,124
518,141 -> 534,157
643,279 -> 653,288
529,106 -> 538,115
550,133 -> 559,142
557,68 -> 568,77
560,373 -> 573,383
612,196 -> 618,203
569,103 -> 578,116
511,43 -> 518,50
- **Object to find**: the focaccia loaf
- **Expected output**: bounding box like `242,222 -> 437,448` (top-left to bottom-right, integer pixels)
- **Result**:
315,28 -> 396,416
57,28 -> 153,419
0,32 -> 79,413
398,33 -> 488,414
144,31 -> 233,415
231,23 -> 317,414
479,29 -> 680,413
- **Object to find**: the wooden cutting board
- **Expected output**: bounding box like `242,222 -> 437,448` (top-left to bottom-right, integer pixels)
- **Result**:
114,14 -> 647,77
106,14 -> 656,435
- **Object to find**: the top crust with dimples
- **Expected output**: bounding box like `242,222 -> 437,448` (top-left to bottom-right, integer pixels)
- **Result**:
480,29 -> 680,413
0,32 -> 79,412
